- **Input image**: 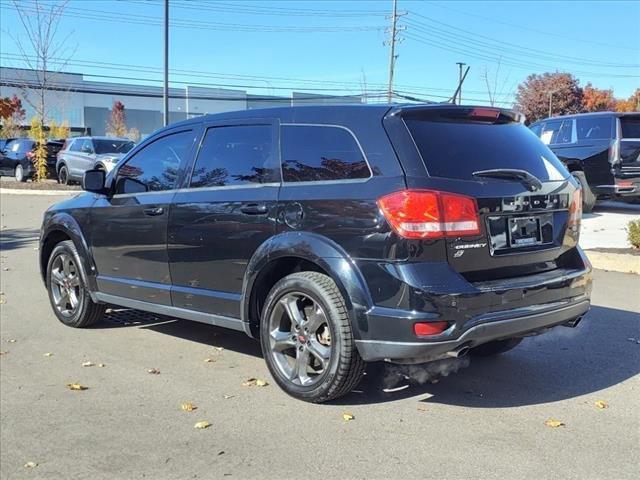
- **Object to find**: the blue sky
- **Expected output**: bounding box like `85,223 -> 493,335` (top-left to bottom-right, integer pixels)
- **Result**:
1,0 -> 639,106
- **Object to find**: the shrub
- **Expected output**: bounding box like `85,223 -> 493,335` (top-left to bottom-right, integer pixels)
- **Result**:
628,219 -> 640,249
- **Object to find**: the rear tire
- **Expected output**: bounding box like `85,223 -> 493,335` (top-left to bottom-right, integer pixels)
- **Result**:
14,165 -> 26,182
260,272 -> 365,403
571,171 -> 596,213
470,338 -> 522,357
46,240 -> 105,328
58,165 -> 69,185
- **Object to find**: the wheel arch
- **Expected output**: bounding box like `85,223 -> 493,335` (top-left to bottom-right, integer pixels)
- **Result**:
40,213 -> 97,292
242,232 -> 373,339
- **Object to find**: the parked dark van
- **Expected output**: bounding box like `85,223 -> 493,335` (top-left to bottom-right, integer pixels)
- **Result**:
40,105 -> 592,402
530,112 -> 640,211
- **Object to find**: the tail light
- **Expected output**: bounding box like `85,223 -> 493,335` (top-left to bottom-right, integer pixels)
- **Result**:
377,190 -> 480,239
568,188 -> 582,233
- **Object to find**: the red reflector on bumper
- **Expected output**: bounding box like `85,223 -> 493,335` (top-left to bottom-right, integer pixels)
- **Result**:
414,321 -> 448,336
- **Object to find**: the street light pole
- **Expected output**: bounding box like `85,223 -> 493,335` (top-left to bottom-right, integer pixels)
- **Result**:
163,0 -> 169,126
456,62 -> 466,105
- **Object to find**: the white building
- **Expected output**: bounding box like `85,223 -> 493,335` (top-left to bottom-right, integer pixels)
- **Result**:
0,67 -> 362,137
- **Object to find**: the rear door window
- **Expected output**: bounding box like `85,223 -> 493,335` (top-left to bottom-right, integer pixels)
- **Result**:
190,125 -> 277,188
576,116 -> 612,141
281,125 -> 371,182
405,118 -> 569,182
539,120 -> 562,145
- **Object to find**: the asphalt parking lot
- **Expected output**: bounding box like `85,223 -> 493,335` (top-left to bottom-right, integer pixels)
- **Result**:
1,193 -> 639,480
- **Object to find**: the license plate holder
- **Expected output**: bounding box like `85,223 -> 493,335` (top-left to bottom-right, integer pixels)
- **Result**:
509,216 -> 542,247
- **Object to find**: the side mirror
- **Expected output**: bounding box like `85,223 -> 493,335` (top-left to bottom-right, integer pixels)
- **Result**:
82,169 -> 106,193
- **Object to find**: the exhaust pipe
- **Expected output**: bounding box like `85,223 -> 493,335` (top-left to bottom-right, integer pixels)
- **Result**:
447,345 -> 470,358
563,316 -> 583,328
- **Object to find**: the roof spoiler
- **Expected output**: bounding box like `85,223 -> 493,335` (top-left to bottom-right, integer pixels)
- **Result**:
388,104 -> 526,124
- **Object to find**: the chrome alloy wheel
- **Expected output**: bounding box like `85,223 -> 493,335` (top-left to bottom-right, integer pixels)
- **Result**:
50,253 -> 83,318
267,292 -> 332,387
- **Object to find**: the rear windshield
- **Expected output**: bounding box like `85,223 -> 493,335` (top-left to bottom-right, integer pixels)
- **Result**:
93,139 -> 135,155
405,119 -> 569,182
620,116 -> 640,139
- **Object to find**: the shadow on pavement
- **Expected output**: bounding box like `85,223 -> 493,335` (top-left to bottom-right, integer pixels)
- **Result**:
93,304 -> 639,407
0,228 -> 40,252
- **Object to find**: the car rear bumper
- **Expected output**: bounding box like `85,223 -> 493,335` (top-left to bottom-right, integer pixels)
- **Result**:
353,247 -> 592,362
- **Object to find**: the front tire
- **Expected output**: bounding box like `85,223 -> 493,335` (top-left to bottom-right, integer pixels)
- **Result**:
260,272 -> 365,403
46,240 -> 105,328
58,165 -> 69,185
470,337 -> 522,357
14,165 -> 26,182
571,171 -> 596,213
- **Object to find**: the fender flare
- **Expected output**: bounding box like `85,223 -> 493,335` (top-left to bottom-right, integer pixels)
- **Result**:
241,231 -> 374,338
39,212 -> 97,292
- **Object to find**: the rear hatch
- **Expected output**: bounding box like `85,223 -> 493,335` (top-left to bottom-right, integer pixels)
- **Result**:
396,106 -> 580,281
617,114 -> 640,174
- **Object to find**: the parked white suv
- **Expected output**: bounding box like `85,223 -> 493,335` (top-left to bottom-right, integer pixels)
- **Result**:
56,136 -> 135,184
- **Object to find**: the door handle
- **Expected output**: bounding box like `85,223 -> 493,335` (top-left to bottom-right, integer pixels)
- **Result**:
143,206 -> 165,216
240,203 -> 268,215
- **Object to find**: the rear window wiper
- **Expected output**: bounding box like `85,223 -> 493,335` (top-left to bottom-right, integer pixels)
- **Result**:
472,169 -> 543,192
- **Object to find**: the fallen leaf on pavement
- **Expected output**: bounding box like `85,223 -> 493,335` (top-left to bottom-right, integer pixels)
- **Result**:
417,404 -> 428,412
544,419 -> 565,428
194,421 -> 211,429
203,358 -> 216,363
342,412 -> 355,421
147,368 -> 161,375
44,352 -> 53,357
595,400 -> 609,409
0,298 -> 5,305
98,363 -> 105,368
24,462 -> 38,468
66,383 -> 88,391
82,361 -> 95,367
242,378 -> 268,387
223,395 -> 235,399
213,347 -> 224,352
0,351 -> 7,356
6,339 -> 16,343
181,402 -> 197,412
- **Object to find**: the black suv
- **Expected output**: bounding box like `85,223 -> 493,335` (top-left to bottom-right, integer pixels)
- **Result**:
530,112 -> 640,211
40,105 -> 592,402
0,137 -> 64,182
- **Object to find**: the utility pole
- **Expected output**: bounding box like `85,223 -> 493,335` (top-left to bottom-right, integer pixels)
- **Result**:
163,0 -> 169,126
456,62 -> 466,105
385,0 -> 405,103
547,88 -> 560,118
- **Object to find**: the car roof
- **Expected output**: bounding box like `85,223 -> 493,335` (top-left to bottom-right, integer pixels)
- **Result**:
72,136 -> 131,141
532,111 -> 639,125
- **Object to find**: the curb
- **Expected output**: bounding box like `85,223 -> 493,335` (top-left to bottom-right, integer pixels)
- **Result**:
0,188 -> 78,196
585,250 -> 640,275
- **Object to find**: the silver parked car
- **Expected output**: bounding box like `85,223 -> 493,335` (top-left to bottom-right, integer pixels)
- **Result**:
56,136 -> 135,184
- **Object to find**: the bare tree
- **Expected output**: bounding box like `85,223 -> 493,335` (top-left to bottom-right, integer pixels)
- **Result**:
480,58 -> 514,108
10,0 -> 72,180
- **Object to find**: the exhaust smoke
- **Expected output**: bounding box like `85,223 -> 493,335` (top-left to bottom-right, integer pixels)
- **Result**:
382,356 -> 471,390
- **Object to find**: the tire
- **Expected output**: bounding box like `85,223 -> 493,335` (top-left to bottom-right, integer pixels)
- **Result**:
571,171 -> 596,213
260,272 -> 365,403
470,337 -> 522,357
58,165 -> 69,185
46,240 -> 105,328
14,164 -> 26,182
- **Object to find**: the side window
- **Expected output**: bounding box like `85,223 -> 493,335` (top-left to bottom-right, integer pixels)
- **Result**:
540,121 -> 561,145
69,139 -> 81,152
555,119 -> 574,144
529,123 -> 542,137
281,125 -> 370,182
190,125 -> 276,188
577,116 -> 613,141
116,130 -> 193,193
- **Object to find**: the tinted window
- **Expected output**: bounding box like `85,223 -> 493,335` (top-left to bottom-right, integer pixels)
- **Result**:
5,140 -> 20,153
94,139 -> 135,155
577,116 -> 612,140
69,139 -> 82,152
621,117 -> 640,138
539,120 -> 562,145
405,119 -> 569,182
281,125 -> 370,182
556,119 -> 574,144
116,130 -> 192,193
190,125 -> 276,188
